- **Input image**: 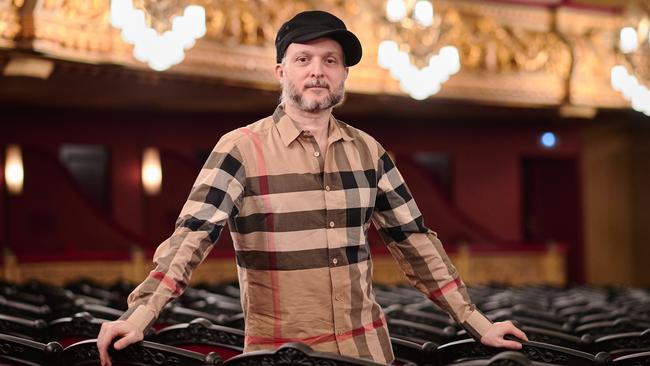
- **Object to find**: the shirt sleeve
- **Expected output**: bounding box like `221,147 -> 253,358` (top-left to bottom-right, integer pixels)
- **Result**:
371,145 -> 492,341
118,135 -> 246,333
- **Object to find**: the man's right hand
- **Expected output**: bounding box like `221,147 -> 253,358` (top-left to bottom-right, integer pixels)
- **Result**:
97,320 -> 143,366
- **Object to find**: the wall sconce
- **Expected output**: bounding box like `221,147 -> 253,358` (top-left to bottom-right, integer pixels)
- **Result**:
142,147 -> 162,195
4,145 -> 24,195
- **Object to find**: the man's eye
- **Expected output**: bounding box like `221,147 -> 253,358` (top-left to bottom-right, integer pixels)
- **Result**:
297,57 -> 308,63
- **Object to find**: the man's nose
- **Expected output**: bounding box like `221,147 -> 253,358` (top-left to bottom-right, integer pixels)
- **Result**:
310,60 -> 324,78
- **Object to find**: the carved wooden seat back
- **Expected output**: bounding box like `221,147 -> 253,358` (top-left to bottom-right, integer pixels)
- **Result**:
390,337 -> 424,366
0,333 -> 62,366
387,319 -> 458,345
594,329 -> 650,357
222,342 -> 385,366
612,350 -> 650,366
60,339 -> 223,366
426,337 -> 611,366
153,318 -> 244,360
47,311 -> 105,348
0,313 -> 47,341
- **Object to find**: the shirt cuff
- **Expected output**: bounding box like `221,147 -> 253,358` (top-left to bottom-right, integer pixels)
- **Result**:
461,308 -> 493,341
118,304 -> 156,334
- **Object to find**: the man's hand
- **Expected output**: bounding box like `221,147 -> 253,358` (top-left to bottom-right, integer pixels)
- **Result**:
480,320 -> 528,349
97,320 -> 143,366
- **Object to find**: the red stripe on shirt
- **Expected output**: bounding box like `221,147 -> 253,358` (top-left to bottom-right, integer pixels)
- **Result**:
150,271 -> 181,296
428,277 -> 462,300
240,127 -> 282,341
245,315 -> 386,346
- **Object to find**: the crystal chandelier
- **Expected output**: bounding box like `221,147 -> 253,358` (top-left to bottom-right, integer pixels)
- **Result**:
610,2 -> 650,116
110,0 -> 206,71
377,0 -> 460,100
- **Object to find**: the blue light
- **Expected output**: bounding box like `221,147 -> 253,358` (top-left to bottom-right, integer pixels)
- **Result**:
540,132 -> 557,148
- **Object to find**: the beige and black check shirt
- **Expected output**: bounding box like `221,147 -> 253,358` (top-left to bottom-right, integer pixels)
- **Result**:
120,106 -> 492,363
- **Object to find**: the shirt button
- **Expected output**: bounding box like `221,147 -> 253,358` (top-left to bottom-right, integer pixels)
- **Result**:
329,221 -> 335,228
335,294 -> 342,301
337,330 -> 344,336
313,151 -> 320,157
332,258 -> 338,265
325,185 -> 331,191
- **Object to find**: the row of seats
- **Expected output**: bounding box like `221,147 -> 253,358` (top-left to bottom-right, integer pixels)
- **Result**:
0,279 -> 648,365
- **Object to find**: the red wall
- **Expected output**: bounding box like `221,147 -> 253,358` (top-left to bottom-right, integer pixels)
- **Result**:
0,107 -> 583,268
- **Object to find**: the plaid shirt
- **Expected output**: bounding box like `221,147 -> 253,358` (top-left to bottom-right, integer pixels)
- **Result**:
120,106 -> 492,363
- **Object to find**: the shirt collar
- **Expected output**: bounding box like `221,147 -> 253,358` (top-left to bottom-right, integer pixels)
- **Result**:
273,105 -> 354,147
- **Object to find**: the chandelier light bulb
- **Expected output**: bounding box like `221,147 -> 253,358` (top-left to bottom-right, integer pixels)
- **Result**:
121,9 -> 147,44
110,0 -> 133,29
386,0 -> 407,23
438,46 -> 461,74
610,65 -> 650,115
378,40 -> 399,69
610,65 -> 627,92
413,0 -> 434,27
619,27 -> 639,53
184,5 -> 206,38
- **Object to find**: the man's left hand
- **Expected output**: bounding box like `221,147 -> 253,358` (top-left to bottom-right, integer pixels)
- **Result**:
480,320 -> 528,349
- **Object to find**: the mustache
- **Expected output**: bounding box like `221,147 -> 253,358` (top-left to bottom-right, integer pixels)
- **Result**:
304,80 -> 329,89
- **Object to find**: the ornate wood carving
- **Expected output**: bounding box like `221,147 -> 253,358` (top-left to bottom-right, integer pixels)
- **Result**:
0,0 -> 21,47
227,342 -> 382,366
0,0 -> 636,109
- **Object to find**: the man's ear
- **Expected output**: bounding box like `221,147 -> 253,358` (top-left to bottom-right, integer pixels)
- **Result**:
274,64 -> 284,83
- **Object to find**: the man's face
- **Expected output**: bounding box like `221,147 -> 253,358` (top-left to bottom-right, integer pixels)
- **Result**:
276,38 -> 348,112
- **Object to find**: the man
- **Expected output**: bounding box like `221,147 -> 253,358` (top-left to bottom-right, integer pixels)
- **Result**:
97,10 -> 527,366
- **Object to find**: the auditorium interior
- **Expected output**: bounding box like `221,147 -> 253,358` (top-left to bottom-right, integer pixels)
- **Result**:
0,0 -> 649,365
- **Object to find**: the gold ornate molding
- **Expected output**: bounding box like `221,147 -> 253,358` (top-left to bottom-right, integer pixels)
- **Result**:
0,245 -> 565,286
0,0 -> 635,109
0,0 -> 21,47
27,0 -> 131,62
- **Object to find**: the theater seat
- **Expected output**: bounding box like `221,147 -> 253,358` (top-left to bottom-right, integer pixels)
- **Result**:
153,317 -> 244,360
47,311 -> 106,348
60,339 -> 222,366
425,337 -> 611,366
387,319 -> 459,345
612,350 -> 650,365
594,328 -> 650,357
390,337 -> 423,366
0,313 -> 47,341
0,333 -> 62,366
222,342 -> 385,366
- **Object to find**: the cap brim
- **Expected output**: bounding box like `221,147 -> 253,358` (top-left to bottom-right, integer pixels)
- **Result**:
291,29 -> 362,66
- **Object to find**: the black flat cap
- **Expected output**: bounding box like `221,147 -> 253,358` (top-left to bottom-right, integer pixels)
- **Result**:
275,10 -> 363,66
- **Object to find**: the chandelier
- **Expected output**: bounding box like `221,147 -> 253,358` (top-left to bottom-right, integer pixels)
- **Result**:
377,0 -> 460,100
110,0 -> 206,71
610,1 -> 650,116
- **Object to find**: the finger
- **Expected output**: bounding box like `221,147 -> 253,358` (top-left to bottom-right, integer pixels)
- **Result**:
113,333 -> 138,350
511,327 -> 529,341
97,326 -> 116,366
499,339 -> 523,350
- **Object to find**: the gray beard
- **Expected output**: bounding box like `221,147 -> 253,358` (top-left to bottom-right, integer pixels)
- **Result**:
280,79 -> 345,112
